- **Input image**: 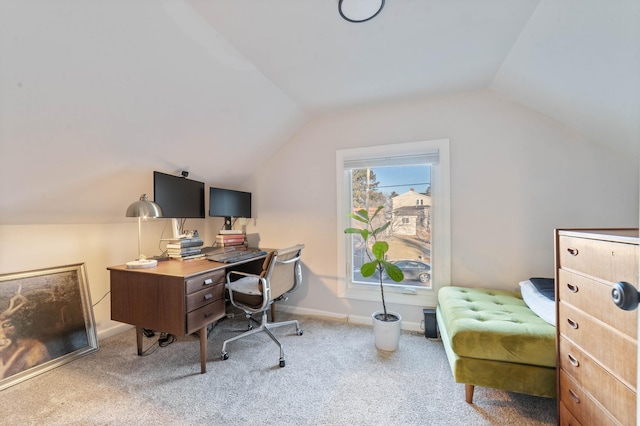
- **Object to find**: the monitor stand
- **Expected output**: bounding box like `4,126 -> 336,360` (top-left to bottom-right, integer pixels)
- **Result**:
223,217 -> 232,231
171,218 -> 183,239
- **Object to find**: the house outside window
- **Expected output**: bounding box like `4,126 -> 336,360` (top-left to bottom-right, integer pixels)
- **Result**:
336,139 -> 450,307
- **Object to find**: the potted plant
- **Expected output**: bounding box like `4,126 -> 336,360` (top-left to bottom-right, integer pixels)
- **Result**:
345,205 -> 404,351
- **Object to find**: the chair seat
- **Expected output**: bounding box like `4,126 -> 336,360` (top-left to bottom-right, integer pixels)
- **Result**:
228,276 -> 263,309
230,276 -> 261,295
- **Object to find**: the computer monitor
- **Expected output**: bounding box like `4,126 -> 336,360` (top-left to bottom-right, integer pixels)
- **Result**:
209,187 -> 252,230
153,171 -> 205,237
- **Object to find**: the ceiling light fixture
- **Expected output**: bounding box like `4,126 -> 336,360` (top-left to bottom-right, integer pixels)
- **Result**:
339,0 -> 385,23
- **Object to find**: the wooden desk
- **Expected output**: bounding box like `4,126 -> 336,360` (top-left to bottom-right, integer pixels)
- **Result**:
108,255 -> 266,373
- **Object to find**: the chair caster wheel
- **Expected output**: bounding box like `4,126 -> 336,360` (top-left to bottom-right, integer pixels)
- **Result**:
279,359 -> 285,367
221,352 -> 229,361
297,330 -> 303,336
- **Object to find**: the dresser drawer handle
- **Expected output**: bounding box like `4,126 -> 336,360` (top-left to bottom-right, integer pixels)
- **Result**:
567,354 -> 579,367
204,293 -> 213,300
611,281 -> 639,311
204,311 -> 213,318
203,278 -> 213,286
567,318 -> 579,329
567,247 -> 579,256
568,389 -> 580,404
566,283 -> 578,293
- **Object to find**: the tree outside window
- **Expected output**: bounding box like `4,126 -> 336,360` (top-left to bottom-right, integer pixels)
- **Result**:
348,165 -> 432,289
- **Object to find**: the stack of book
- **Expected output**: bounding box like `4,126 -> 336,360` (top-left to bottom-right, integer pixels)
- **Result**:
215,231 -> 247,248
166,236 -> 205,260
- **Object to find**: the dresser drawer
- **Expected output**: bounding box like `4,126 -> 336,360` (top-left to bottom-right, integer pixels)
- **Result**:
559,401 -> 581,426
559,371 -> 618,426
185,270 -> 225,294
559,337 -> 636,425
559,269 -> 637,339
558,235 -> 639,285
186,283 -> 225,313
559,301 -> 637,387
186,298 -> 225,334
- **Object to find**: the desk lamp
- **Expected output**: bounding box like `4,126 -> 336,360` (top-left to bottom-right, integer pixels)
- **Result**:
125,194 -> 163,269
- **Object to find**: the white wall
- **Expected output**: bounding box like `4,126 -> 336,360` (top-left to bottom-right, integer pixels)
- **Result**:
1,90 -> 637,335
0,217 -> 216,339
246,90 -> 639,327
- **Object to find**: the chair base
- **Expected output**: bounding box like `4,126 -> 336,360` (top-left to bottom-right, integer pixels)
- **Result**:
221,309 -> 303,367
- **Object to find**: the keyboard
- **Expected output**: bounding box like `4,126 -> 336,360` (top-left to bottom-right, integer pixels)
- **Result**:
207,249 -> 266,263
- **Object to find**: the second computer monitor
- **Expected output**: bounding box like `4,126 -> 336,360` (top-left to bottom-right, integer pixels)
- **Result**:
209,187 -> 251,230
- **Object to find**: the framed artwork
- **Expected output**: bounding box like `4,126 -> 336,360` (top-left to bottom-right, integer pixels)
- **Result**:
0,263 -> 98,390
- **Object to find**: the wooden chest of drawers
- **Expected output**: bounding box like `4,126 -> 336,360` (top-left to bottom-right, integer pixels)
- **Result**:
555,229 -> 639,426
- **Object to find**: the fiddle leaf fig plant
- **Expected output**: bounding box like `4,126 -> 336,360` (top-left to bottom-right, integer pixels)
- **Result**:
345,205 -> 404,321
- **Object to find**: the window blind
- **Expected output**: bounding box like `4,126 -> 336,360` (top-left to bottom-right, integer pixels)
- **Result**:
343,151 -> 439,170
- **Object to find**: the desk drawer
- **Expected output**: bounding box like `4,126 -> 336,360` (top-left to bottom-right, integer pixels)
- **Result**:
558,235 -> 638,285
559,269 -> 637,339
186,283 -> 224,313
559,301 -> 637,387
559,337 -> 636,425
186,299 -> 225,334
185,270 -> 225,294
560,371 -> 617,426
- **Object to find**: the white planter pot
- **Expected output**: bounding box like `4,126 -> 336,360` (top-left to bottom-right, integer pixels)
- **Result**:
372,310 -> 402,351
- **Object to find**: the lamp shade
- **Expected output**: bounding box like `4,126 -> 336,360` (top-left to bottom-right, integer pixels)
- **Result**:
126,194 -> 163,218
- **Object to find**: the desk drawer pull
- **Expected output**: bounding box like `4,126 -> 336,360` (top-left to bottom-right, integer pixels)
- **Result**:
568,389 -> 580,404
567,247 -> 579,256
567,318 -> 579,329
566,282 -> 578,293
203,278 -> 213,286
567,354 -> 579,367
204,293 -> 213,300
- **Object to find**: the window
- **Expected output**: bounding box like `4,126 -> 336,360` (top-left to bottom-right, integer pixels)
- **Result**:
336,139 -> 450,307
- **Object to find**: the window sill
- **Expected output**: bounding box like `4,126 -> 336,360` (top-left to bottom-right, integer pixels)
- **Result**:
340,284 -> 438,307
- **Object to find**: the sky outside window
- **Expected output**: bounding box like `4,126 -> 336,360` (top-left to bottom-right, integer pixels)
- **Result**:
372,165 -> 431,195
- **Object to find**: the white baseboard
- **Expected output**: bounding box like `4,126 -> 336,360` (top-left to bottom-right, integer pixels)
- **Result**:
97,322 -> 133,341
97,307 -> 425,341
275,305 -> 424,333
274,304 -> 350,321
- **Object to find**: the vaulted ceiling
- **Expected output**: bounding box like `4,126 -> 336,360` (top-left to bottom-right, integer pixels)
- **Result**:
183,0 -> 639,155
0,0 -> 638,224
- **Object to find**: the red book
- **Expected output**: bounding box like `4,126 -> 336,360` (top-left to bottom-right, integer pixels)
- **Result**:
216,234 -> 245,243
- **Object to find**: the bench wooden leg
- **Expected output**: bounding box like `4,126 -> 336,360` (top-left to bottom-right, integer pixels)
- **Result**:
465,384 -> 474,404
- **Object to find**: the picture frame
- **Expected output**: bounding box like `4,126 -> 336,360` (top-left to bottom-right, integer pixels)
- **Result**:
0,263 -> 98,391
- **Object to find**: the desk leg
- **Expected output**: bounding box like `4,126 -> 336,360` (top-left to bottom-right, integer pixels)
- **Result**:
199,327 -> 207,374
136,326 -> 143,356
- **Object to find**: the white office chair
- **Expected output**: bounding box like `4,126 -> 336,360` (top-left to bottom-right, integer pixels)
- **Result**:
221,244 -> 304,367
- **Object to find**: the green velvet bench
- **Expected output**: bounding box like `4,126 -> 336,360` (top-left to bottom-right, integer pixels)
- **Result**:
436,286 -> 556,403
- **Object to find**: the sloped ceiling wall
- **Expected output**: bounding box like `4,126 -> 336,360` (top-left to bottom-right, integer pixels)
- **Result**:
0,1 -> 307,224
187,0 -> 541,112
492,0 -> 640,156
0,0 -> 638,224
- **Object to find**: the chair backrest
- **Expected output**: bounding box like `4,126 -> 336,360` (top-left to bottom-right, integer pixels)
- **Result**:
263,244 -> 304,301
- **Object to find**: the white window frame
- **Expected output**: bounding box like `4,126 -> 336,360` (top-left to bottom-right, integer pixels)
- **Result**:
336,139 -> 451,307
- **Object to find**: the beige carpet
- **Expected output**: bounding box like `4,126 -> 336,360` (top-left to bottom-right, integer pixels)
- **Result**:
2,312 -> 556,425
